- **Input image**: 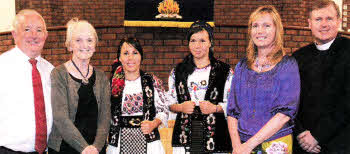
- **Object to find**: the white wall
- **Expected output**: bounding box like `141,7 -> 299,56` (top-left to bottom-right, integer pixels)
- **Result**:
332,0 -> 344,31
333,0 -> 343,14
0,0 -> 15,32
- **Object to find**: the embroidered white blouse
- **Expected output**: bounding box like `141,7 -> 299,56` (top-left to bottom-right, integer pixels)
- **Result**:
167,65 -> 234,119
121,76 -> 168,127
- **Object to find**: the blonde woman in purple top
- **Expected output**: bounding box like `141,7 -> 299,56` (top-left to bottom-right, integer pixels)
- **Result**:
227,6 -> 300,154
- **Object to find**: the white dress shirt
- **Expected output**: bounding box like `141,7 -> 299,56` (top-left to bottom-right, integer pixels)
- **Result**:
0,46 -> 54,152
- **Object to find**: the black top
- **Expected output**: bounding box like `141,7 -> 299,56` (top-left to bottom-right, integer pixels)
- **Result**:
292,36 -> 350,153
56,70 -> 98,154
70,69 -> 98,144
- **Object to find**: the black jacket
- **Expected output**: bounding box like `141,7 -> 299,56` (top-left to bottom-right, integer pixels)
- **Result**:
292,36 -> 350,154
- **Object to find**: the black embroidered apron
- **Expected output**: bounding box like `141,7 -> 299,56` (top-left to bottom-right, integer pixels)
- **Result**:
172,59 -> 232,153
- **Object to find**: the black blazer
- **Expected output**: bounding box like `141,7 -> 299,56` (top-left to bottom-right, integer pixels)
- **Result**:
292,36 -> 350,153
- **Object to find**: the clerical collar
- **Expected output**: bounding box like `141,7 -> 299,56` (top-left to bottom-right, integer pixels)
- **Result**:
315,38 -> 335,51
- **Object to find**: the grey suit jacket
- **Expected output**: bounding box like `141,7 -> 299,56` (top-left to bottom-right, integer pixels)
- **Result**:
48,64 -> 111,152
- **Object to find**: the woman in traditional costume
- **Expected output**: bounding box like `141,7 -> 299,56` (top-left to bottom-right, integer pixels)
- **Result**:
168,21 -> 233,154
106,37 -> 168,154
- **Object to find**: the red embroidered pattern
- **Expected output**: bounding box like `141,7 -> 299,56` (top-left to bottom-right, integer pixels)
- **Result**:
111,60 -> 125,97
122,93 -> 143,114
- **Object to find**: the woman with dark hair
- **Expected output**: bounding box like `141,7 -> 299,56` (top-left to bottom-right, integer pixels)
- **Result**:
106,37 -> 168,154
227,5 -> 300,154
168,21 -> 233,154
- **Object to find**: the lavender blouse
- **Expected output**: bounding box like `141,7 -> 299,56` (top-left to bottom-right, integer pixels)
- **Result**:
227,56 -> 300,142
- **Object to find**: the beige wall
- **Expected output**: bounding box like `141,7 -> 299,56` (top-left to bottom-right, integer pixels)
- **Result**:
0,0 -> 15,32
334,0 -> 343,12
333,0 -> 344,31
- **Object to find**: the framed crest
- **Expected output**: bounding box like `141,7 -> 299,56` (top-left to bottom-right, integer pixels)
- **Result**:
124,0 -> 214,28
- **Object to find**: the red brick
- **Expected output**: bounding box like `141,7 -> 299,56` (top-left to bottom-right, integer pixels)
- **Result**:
153,40 -> 163,46
101,34 -> 116,40
144,53 -> 156,59
164,40 -> 182,46
214,33 -> 227,39
154,46 -> 173,52
220,27 -> 234,33
0,35 -> 7,40
100,59 -> 114,66
145,65 -> 172,71
93,53 -> 109,59
155,59 -> 174,65
220,40 -> 236,46
237,40 -> 247,46
293,36 -> 305,42
238,28 -> 248,33
174,46 -> 188,52
285,30 -> 298,35
305,36 -> 313,42
97,40 -> 107,47
299,30 -> 312,36
285,41 -> 298,47
142,59 -> 154,65
183,40 -> 188,45
109,28 -> 125,33
237,46 -> 246,52
214,47 -> 230,52
0,46 -> 8,52
2,40 -> 13,45
229,33 -> 245,40
53,48 -> 66,54
136,33 -> 153,40
163,53 -> 184,59
142,46 -> 153,53
284,35 -> 291,41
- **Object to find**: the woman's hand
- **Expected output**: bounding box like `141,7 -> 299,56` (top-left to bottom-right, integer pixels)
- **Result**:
81,145 -> 98,154
199,101 -> 217,114
181,101 -> 195,114
141,120 -> 155,134
141,119 -> 161,134
232,143 -> 253,154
